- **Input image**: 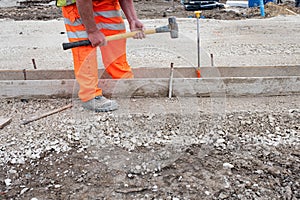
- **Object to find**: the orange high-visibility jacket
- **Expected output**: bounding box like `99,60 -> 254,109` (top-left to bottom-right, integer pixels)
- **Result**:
62,0 -> 133,102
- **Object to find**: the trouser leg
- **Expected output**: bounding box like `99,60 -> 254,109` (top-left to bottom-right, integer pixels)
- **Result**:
100,37 -> 133,79
71,45 -> 102,102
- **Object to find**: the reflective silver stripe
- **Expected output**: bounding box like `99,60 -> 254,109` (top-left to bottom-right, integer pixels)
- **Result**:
67,31 -> 88,39
96,23 -> 125,30
64,18 -> 124,31
64,18 -> 83,26
67,23 -> 125,39
94,10 -> 121,18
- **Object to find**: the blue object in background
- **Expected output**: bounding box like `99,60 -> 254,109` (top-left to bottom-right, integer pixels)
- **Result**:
248,0 -> 273,7
259,0 -> 265,16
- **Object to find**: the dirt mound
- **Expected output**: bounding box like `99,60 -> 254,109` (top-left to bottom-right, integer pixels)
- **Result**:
0,0 -> 299,20
265,2 -> 299,16
201,2 -> 300,20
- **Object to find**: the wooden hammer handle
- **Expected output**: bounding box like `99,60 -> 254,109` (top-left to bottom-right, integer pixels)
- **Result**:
62,29 -> 156,50
107,29 -> 155,41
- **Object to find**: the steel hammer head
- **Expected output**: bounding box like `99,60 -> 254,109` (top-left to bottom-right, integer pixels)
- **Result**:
155,17 -> 179,39
168,17 -> 179,39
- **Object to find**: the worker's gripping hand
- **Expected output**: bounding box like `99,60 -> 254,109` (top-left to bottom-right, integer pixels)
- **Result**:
88,30 -> 107,47
129,19 -> 145,39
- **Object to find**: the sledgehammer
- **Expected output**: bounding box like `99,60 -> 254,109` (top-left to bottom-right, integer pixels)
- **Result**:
62,17 -> 178,50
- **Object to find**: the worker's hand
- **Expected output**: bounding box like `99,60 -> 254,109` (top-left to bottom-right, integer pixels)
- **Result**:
88,30 -> 107,47
129,19 -> 145,39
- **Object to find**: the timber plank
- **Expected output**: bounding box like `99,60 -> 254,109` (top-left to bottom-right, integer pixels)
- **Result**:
0,76 -> 299,98
0,66 -> 299,80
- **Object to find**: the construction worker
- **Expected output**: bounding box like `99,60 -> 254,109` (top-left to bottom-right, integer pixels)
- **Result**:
57,0 -> 145,112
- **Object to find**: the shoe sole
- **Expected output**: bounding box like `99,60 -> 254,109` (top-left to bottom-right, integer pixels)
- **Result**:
82,102 -> 118,112
94,104 -> 118,112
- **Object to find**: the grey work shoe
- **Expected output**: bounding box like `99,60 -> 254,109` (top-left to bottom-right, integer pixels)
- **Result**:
82,96 -> 118,112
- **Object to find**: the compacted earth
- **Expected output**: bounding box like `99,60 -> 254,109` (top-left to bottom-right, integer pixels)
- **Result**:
0,0 -> 299,20
0,0 -> 299,199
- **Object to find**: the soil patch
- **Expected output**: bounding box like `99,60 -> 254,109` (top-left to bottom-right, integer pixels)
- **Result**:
0,0 -> 299,20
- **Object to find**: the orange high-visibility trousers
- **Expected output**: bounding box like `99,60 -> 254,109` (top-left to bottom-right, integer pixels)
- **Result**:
62,0 -> 133,102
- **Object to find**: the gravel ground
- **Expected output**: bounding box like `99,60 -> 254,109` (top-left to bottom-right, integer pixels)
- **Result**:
0,96 -> 299,199
0,0 -> 300,199
0,16 -> 300,70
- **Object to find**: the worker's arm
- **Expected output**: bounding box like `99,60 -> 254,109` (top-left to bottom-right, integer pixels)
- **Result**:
119,0 -> 145,39
76,0 -> 106,47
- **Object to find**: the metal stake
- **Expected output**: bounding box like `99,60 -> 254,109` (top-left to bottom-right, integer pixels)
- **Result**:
168,62 -> 174,99
23,69 -> 27,80
32,58 -> 37,69
195,11 -> 201,77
